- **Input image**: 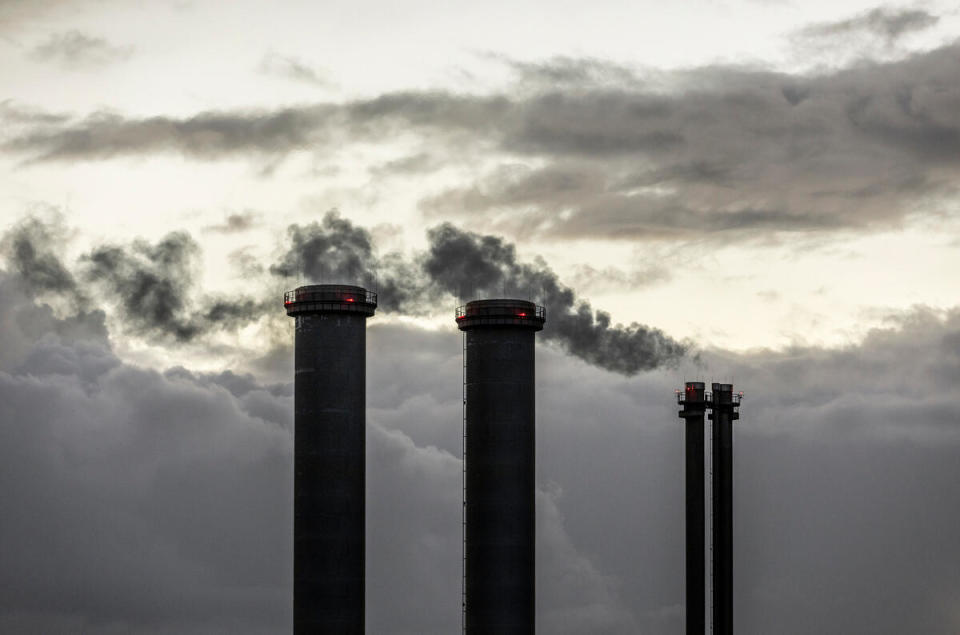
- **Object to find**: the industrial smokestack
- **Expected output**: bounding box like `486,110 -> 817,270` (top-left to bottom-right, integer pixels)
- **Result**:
710,383 -> 741,635
677,381 -> 707,634
284,284 -> 377,635
456,299 -> 545,635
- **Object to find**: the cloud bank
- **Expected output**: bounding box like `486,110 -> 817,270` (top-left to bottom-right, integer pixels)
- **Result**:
3,255 -> 960,633
4,41 -> 960,241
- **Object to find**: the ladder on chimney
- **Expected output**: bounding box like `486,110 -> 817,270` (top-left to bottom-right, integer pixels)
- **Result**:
461,331 -> 467,634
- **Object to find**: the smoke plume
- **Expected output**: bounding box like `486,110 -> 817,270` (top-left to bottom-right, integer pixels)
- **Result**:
270,211 -> 429,312
83,232 -> 266,341
273,212 -> 687,373
423,224 -> 688,373
0,215 -> 82,300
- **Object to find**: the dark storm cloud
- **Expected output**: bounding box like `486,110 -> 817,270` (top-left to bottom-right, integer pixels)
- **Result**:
0,270 -> 293,634
28,30 -> 132,69
365,305 -> 960,633
5,40 -> 960,238
797,6 -> 939,42
82,232 -> 267,342
0,268 -> 628,634
3,252 -> 960,633
693,307 -> 960,633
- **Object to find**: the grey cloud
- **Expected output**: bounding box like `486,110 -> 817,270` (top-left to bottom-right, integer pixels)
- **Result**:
420,43 -> 960,239
3,253 -> 960,632
29,30 -> 132,69
259,52 -> 328,86
6,43 -> 960,238
798,6 -> 939,43
0,271 -> 293,634
421,163 -> 845,240
568,262 -> 671,291
2,106 -> 333,162
368,152 -> 440,176
498,54 -> 642,89
203,210 -> 261,234
0,100 -> 70,125
0,269 -> 632,634
0,0 -> 96,34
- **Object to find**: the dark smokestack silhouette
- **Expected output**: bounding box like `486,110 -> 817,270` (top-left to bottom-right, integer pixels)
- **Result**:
677,381 -> 707,634
284,284 -> 377,635
710,383 -> 741,635
457,298 -> 545,635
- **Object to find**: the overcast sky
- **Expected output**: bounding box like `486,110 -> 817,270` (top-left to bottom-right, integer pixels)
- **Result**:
1,1 -> 959,633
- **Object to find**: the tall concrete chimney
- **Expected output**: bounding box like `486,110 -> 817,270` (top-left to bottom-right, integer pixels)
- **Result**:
456,299 -> 545,635
284,284 -> 377,635
677,381 -> 707,634
710,383 -> 740,635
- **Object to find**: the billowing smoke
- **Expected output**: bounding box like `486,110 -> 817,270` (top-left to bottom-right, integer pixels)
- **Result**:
424,224 -> 688,373
270,210 -> 430,312
273,212 -> 687,373
0,215 -> 82,300
270,212 -> 377,286
9,211 -> 683,368
83,232 -> 266,341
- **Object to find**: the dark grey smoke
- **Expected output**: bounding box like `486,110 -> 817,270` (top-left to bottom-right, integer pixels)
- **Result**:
83,231 -> 266,341
0,215 -> 80,298
270,211 -> 377,287
271,212 -> 686,372
270,210 -> 429,312
424,224 -> 687,373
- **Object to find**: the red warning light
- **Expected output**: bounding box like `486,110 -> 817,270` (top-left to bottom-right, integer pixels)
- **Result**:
345,298 -> 355,302
517,312 -> 526,317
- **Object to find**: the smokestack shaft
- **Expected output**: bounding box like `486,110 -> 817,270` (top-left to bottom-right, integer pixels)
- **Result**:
711,384 -> 737,635
286,285 -> 376,635
679,382 -> 706,634
457,300 -> 544,635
